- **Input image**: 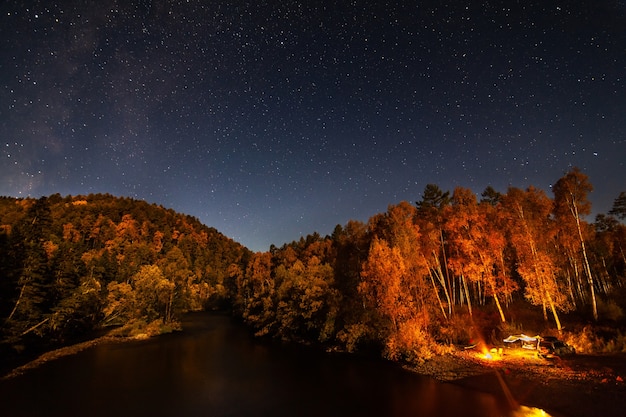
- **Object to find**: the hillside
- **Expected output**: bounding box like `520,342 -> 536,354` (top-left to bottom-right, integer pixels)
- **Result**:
0,193 -> 251,364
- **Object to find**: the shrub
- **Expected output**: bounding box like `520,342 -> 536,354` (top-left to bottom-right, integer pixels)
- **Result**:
383,318 -> 446,364
597,299 -> 624,322
562,326 -> 598,353
337,323 -> 369,353
563,326 -> 626,353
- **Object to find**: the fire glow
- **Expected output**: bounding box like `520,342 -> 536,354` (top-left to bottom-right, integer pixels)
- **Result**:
481,346 -> 502,361
512,405 -> 552,417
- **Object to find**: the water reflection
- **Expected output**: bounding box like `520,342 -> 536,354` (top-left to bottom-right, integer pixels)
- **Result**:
512,405 -> 552,417
0,313 -> 545,417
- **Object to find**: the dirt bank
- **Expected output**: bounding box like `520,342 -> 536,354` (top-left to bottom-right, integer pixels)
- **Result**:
407,349 -> 626,417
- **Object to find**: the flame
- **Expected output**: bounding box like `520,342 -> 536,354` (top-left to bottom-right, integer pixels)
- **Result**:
479,346 -> 502,361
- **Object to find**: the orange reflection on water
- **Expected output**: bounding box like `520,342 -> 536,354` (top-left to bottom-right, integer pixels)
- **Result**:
511,405 -> 552,417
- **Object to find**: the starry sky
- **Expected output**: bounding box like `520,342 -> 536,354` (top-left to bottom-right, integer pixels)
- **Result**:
1,1 -> 625,252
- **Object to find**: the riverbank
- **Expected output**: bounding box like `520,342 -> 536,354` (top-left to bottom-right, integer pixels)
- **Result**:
406,349 -> 626,417
1,319 -> 181,381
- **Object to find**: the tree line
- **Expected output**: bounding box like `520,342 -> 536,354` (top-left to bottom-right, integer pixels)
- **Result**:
1,168 -> 625,363
232,168 -> 626,361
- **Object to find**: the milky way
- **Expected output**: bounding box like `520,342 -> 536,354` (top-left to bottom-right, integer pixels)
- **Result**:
1,1 -> 625,251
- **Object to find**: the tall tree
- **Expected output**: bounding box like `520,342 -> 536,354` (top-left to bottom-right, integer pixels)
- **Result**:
359,238 -> 407,334
416,184 -> 451,211
503,187 -> 570,332
553,168 -> 598,320
416,185 -> 453,314
446,188 -> 510,323
480,186 -> 502,206
5,197 -> 54,340
238,252 -> 275,335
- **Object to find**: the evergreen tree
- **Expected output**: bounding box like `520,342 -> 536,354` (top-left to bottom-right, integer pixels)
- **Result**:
609,191 -> 626,220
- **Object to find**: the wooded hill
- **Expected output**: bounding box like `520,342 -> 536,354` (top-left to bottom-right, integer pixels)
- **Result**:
2,168 -> 626,365
0,193 -> 251,353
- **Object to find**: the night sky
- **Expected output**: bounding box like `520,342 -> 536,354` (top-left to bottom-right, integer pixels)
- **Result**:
1,1 -> 625,252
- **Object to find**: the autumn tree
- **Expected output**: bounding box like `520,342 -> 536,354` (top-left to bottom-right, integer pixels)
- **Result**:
445,188 -> 511,323
158,246 -> 198,312
273,257 -> 339,342
415,185 -> 453,316
238,252 -> 275,335
361,203 -> 437,361
553,168 -> 598,320
104,264 -> 175,326
359,238 -> 407,342
503,187 -> 570,332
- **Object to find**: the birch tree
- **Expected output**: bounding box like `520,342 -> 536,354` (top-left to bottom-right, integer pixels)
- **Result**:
503,187 -> 570,332
446,188 -> 510,323
553,168 -> 598,320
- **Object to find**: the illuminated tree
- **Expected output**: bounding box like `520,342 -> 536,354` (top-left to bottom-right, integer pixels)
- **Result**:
503,187 -> 571,332
103,265 -> 175,325
360,221 -> 436,361
239,251 -> 275,335
134,264 -> 176,322
416,185 -> 453,315
274,257 -> 339,342
359,237 -> 407,332
370,202 -> 437,317
446,188 -> 511,323
553,168 -> 598,320
158,246 -> 197,311
103,281 -> 136,325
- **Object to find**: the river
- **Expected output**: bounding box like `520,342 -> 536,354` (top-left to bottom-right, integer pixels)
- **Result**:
1,313 -> 524,417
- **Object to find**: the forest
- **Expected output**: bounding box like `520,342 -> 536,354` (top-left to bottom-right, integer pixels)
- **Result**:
1,168 -> 626,366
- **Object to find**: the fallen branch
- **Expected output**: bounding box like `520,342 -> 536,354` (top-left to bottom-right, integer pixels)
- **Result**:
6,284 -> 26,322
20,318 -> 50,337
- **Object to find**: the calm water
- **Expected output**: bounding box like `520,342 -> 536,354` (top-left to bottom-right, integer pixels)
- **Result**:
0,313 -> 519,417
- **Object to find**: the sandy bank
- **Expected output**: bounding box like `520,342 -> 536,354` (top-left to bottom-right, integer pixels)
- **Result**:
1,335 -> 133,380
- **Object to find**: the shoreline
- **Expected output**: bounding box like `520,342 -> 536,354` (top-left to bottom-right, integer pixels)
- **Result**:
405,349 -> 626,417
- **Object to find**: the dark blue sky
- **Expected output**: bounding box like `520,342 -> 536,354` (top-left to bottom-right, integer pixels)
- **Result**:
2,1 -> 625,251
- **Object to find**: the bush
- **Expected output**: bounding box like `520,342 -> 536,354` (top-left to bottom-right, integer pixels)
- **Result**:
563,326 -> 626,354
383,318 -> 448,364
337,323 -> 369,353
597,299 -> 624,322
108,318 -> 181,338
562,327 -> 598,353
